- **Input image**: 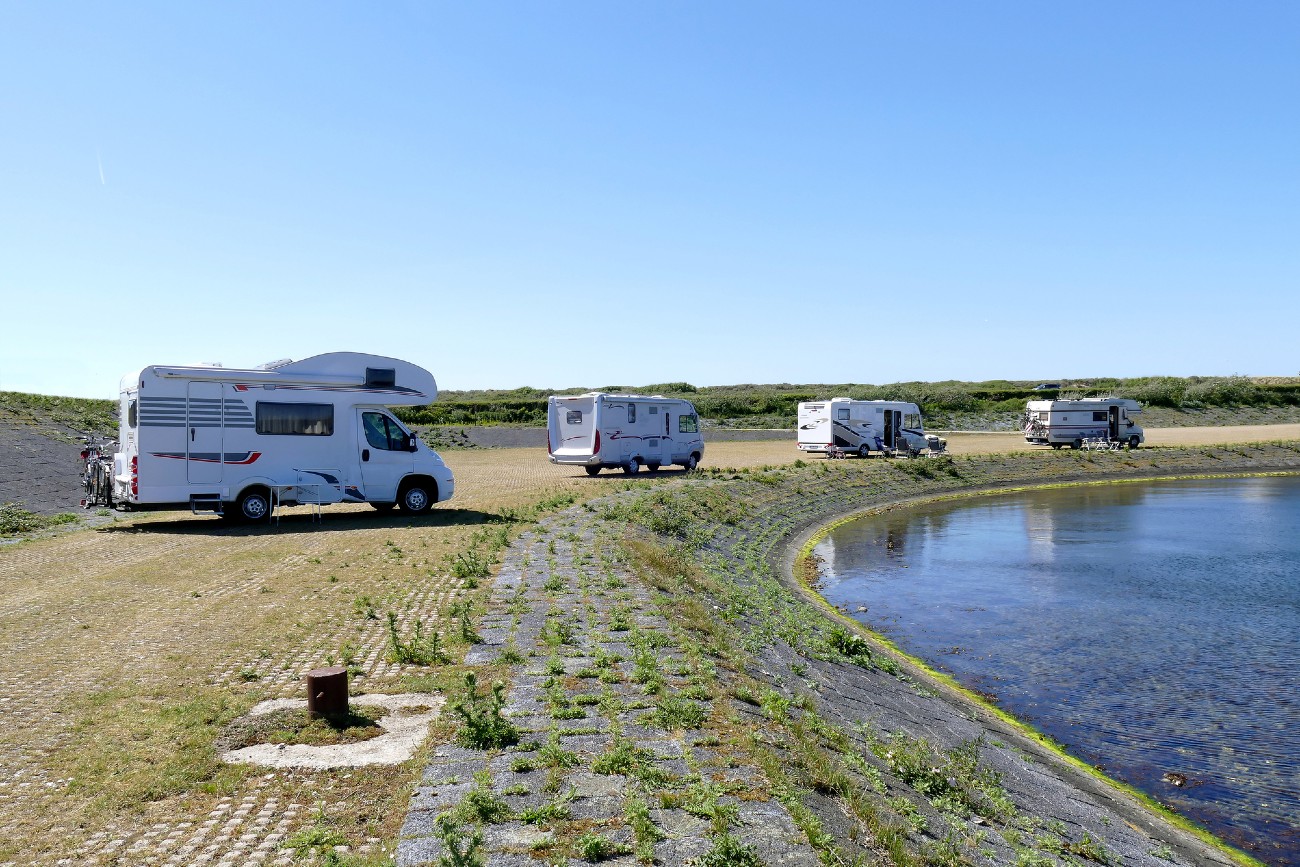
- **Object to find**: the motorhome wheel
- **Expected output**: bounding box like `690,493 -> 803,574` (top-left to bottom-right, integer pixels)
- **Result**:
857,445 -> 869,458
624,458 -> 640,475
1072,438 -> 1083,450
234,488 -> 270,522
647,462 -> 661,473
399,481 -> 434,514
585,466 -> 601,477
684,454 -> 699,471
1129,436 -> 1141,449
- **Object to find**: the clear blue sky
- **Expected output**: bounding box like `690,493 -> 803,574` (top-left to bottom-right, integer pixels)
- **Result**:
3,2 -> 1297,398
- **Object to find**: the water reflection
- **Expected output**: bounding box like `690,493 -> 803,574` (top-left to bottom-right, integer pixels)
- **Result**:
818,477 -> 1300,866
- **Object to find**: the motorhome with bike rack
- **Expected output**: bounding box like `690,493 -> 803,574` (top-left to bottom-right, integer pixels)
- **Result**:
797,397 -> 944,457
106,352 -> 454,520
1023,397 -> 1144,449
547,392 -> 704,475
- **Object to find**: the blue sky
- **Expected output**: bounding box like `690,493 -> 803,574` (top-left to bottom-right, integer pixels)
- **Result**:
3,2 -> 1297,397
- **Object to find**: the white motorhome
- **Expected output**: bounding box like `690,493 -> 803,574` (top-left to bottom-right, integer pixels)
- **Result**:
1023,397 -> 1144,449
111,352 -> 455,520
548,392 -> 704,475
797,398 -> 942,457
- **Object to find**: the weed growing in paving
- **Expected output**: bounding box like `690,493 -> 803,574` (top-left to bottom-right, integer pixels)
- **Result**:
386,612 -> 451,665
576,832 -> 627,862
449,599 -> 481,644
451,771 -> 512,825
435,814 -> 484,867
692,832 -> 763,867
452,672 -> 520,749
649,694 -> 709,730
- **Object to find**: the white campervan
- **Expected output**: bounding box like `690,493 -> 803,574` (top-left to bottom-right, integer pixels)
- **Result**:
1023,397 -> 1144,449
112,352 -> 455,520
547,392 -> 704,476
797,398 -> 940,457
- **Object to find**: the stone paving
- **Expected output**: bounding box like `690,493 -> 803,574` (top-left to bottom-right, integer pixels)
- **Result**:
397,509 -> 821,866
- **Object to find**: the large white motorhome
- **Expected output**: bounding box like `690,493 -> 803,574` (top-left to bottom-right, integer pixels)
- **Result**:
110,352 -> 455,520
548,392 -> 704,475
797,398 -> 942,457
1023,397 -> 1144,449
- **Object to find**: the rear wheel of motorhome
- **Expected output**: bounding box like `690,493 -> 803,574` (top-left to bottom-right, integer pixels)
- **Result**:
227,487 -> 271,523
857,444 -> 870,458
647,462 -> 661,473
398,479 -> 436,514
1072,438 -> 1083,450
624,458 -> 640,475
584,466 -> 601,477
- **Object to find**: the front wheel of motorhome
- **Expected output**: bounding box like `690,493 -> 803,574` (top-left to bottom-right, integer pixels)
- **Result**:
683,454 -> 698,471
399,480 -> 436,514
228,487 -> 271,523
1129,436 -> 1141,449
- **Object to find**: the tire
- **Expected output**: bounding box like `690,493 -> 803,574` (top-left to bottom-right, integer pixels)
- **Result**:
232,487 -> 270,522
1129,436 -> 1141,450
1050,443 -> 1062,450
399,480 -> 435,514
585,466 -> 601,477
857,444 -> 870,458
623,458 -> 640,475
1072,438 -> 1083,450
647,462 -> 661,473
684,454 -> 699,471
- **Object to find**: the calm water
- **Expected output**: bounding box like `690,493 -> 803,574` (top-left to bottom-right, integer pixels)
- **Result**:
815,476 -> 1300,865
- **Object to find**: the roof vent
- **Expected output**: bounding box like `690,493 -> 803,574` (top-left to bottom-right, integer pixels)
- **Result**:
366,367 -> 396,388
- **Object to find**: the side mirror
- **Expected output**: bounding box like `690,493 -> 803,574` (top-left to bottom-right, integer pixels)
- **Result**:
408,435 -> 418,452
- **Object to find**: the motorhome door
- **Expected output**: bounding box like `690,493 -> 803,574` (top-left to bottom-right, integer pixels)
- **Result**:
1109,406 -> 1120,439
188,381 -> 223,483
358,410 -> 414,503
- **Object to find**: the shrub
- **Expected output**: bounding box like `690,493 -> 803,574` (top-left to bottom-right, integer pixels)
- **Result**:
452,672 -> 520,749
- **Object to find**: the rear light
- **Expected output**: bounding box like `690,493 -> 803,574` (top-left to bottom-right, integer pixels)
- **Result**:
131,455 -> 138,498
593,430 -> 600,454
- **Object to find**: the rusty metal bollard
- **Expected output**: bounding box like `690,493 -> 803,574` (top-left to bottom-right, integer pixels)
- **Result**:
306,666 -> 348,719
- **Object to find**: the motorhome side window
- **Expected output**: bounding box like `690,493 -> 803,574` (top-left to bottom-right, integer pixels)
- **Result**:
256,402 -> 334,436
837,408 -> 849,420
1092,411 -> 1108,422
363,412 -> 408,451
127,400 -> 138,429
904,413 -> 921,429
627,404 -> 636,423
566,410 -> 582,425
679,414 -> 698,433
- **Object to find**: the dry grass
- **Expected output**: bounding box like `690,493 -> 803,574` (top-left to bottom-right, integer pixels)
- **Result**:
0,426 -> 1295,863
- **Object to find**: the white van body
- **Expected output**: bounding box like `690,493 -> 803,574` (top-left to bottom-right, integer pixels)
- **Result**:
113,352 -> 454,520
797,398 -> 935,457
1023,397 -> 1144,449
547,392 -> 704,475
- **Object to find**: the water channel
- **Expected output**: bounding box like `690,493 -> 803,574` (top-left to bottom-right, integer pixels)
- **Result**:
813,475 -> 1300,865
